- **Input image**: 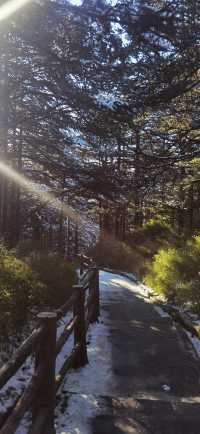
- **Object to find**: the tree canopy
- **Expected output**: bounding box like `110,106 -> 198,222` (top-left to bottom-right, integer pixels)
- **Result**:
0,0 -> 200,250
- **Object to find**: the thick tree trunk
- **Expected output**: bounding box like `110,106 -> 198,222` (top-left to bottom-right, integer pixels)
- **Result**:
134,128 -> 143,226
58,177 -> 65,256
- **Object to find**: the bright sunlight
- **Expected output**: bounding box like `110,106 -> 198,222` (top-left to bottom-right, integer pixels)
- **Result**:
0,0 -> 32,23
0,161 -> 81,222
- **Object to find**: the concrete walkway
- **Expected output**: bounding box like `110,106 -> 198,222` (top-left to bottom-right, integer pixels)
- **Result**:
56,271 -> 200,434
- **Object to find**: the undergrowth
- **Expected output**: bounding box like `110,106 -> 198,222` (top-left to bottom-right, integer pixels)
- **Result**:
145,235 -> 200,312
0,246 -> 76,339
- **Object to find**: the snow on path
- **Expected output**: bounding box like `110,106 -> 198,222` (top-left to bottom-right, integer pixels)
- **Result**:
0,271 -> 120,433
153,305 -> 170,318
0,311 -> 73,434
55,270 -> 151,434
55,270 -> 119,433
55,270 -> 200,434
2,270 -> 200,433
185,331 -> 200,358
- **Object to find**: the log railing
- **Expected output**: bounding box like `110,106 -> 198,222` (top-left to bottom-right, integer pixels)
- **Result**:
0,258 -> 100,434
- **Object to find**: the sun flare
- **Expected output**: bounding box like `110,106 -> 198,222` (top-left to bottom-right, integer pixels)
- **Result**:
0,0 -> 32,23
0,161 -> 81,222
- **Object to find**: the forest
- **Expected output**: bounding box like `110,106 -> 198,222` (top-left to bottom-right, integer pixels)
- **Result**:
0,0 -> 200,339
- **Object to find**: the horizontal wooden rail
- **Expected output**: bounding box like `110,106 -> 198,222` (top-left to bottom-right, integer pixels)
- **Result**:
56,291 -> 79,320
56,316 -> 78,355
0,259 -> 100,434
56,344 -> 81,391
0,366 -> 44,434
0,326 -> 45,390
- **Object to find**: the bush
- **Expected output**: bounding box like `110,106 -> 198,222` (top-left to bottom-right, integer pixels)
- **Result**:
0,246 -> 77,339
30,253 -> 76,308
140,217 -> 173,240
0,245 -> 46,336
127,216 -> 177,265
144,235 -> 200,312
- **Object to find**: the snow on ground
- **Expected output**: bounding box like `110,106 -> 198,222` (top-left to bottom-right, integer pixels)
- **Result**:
153,305 -> 171,318
185,331 -> 200,358
0,311 -> 73,433
54,271 -> 168,434
0,355 -> 34,413
56,313 -> 74,374
55,318 -> 112,434
55,271 -> 117,433
55,270 -> 200,433
2,269 -> 200,433
0,271 -> 119,433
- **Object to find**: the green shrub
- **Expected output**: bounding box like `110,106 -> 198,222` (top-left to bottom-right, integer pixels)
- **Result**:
0,246 -> 77,339
144,235 -> 200,312
0,245 -> 46,336
127,217 -> 177,268
30,253 -> 76,308
141,217 -> 173,239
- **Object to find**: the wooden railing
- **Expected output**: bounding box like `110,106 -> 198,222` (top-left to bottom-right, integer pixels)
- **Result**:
0,258 -> 100,434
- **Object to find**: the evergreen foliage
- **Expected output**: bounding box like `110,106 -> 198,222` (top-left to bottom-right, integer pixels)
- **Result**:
0,245 -> 76,338
0,245 -> 45,335
0,0 -> 200,314
145,236 -> 200,312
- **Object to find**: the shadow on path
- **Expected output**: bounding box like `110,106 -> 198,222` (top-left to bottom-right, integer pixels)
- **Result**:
91,271 -> 200,434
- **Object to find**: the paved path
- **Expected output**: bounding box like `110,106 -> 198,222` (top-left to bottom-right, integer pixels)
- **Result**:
56,271 -> 200,434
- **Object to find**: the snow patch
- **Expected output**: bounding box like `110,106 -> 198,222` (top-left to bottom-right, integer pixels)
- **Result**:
185,331 -> 200,358
162,384 -> 171,392
154,305 -> 170,318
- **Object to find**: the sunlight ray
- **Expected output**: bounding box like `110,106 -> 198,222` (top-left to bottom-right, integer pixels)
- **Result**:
0,161 -> 81,222
0,0 -> 32,23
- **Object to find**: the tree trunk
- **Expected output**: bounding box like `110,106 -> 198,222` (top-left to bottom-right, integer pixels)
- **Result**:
0,49 -> 9,239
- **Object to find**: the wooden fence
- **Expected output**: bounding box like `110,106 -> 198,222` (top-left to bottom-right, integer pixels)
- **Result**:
0,256 -> 100,434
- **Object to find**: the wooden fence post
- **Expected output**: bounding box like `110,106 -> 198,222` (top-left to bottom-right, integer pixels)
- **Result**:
89,267 -> 100,323
73,285 -> 88,367
32,312 -> 57,434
